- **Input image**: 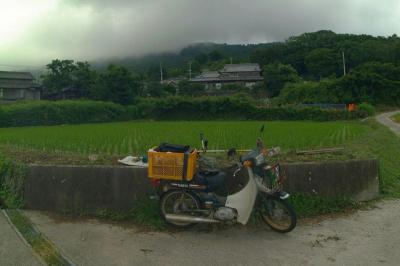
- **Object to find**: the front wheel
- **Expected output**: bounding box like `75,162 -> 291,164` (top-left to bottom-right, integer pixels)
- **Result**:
259,195 -> 297,233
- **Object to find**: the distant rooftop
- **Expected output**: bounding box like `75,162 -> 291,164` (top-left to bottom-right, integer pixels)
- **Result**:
191,64 -> 263,83
221,63 -> 261,73
0,71 -> 34,80
194,71 -> 220,79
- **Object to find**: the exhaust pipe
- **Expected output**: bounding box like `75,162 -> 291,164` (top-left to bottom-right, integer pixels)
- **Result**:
165,214 -> 220,224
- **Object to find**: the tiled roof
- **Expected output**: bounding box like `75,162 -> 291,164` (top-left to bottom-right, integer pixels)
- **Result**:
196,71 -> 220,78
0,71 -> 34,80
191,64 -> 263,82
191,76 -> 263,82
219,76 -> 263,82
221,63 -> 261,73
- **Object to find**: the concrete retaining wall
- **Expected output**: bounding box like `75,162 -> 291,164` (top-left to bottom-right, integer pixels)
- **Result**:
283,160 -> 379,201
23,159 -> 379,212
24,165 -> 152,212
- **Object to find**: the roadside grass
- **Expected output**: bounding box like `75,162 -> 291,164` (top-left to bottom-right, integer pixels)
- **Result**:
289,194 -> 360,218
4,209 -> 70,265
57,198 -> 166,230
392,113 -> 400,123
347,119 -> 400,197
94,199 -> 165,230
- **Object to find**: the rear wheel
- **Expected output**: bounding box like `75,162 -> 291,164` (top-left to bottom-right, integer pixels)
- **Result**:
159,190 -> 201,228
259,195 -> 297,233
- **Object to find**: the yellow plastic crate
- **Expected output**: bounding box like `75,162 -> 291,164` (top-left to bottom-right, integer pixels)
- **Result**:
148,148 -> 197,181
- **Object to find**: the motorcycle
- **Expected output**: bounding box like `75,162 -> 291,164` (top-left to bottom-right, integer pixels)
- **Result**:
155,125 -> 297,233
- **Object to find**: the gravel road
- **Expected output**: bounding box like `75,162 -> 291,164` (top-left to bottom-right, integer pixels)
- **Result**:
24,199 -> 400,266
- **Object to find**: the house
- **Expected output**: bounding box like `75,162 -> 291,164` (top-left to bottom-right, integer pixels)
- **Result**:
0,71 -> 41,101
191,63 -> 264,90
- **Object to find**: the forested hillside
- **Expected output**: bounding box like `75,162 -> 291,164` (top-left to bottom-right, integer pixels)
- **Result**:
41,30 -> 400,106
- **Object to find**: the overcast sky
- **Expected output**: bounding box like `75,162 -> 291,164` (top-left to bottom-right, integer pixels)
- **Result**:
1,0 -> 400,68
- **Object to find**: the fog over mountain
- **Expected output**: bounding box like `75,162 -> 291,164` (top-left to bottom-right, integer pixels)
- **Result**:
1,0 -> 400,67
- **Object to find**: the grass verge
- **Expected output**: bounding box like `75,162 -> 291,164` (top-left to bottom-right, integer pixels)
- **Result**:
289,194 -> 359,217
58,198 -> 166,230
4,209 -> 71,265
348,119 -> 400,197
392,113 -> 400,123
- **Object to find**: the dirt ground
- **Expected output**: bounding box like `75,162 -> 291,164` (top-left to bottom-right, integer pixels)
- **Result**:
23,199 -> 400,266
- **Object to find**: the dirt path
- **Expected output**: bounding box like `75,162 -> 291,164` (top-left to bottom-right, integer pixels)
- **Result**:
376,110 -> 400,135
24,199 -> 400,266
0,211 -> 42,266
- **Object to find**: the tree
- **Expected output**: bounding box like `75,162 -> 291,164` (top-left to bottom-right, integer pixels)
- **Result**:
145,82 -> 176,97
304,48 -> 341,78
194,53 -> 208,64
146,64 -> 166,81
163,84 -> 177,95
41,59 -> 77,97
41,59 -> 99,99
333,62 -> 400,105
97,64 -> 140,105
208,50 -> 225,61
178,80 -> 205,96
393,42 -> 400,64
73,61 -> 99,98
250,43 -> 286,67
278,79 -> 338,104
263,63 -> 301,97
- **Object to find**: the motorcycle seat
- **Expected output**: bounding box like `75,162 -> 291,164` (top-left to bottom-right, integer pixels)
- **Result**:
193,171 -> 226,192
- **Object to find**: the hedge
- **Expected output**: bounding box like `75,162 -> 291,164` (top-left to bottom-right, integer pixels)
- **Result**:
0,100 -> 126,127
0,97 -> 368,128
0,155 -> 26,208
133,97 -> 368,121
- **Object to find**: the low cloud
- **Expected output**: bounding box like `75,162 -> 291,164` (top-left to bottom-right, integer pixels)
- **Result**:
1,0 -> 400,66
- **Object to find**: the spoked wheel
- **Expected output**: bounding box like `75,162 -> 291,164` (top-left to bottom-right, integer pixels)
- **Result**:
259,195 -> 297,233
160,190 -> 201,228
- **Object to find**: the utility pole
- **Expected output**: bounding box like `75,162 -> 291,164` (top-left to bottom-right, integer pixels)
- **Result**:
160,62 -> 163,84
342,51 -> 346,76
189,61 -> 192,80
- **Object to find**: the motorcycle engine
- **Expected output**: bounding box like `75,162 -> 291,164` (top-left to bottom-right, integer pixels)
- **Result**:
214,207 -> 237,221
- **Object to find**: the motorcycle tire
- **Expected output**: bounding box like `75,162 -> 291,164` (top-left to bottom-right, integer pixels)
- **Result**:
259,196 -> 297,233
159,189 -> 202,228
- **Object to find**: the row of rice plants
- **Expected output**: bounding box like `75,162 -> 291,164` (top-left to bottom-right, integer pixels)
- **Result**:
0,121 -> 367,156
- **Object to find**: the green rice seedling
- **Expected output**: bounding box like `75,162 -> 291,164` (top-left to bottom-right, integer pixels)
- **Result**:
0,121 -> 367,156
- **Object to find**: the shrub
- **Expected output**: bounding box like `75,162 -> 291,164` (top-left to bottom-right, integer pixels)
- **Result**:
0,156 -> 26,208
0,100 -> 126,127
358,102 -> 376,116
0,97 -> 368,128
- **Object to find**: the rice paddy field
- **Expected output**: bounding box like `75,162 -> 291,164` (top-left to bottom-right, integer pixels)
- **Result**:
1,119 -> 400,202
0,121 -> 367,156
